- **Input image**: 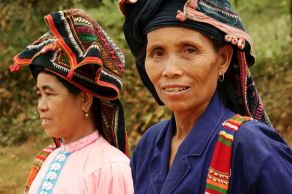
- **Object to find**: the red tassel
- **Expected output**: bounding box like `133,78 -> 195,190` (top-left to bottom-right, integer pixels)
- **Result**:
237,51 -> 252,117
53,138 -> 61,147
9,64 -> 21,72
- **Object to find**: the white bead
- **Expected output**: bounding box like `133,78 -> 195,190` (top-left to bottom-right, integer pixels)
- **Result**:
50,162 -> 62,171
42,181 -> 53,190
46,171 -> 57,180
55,153 -> 66,162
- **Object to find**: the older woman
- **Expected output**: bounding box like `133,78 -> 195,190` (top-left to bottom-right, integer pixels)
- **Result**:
10,9 -> 133,194
119,0 -> 292,193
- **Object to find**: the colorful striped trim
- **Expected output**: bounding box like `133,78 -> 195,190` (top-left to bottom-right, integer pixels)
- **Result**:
24,144 -> 57,193
205,114 -> 252,194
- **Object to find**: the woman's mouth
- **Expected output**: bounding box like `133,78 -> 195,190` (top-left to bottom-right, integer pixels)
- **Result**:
40,117 -> 51,127
163,86 -> 189,93
42,119 -> 49,124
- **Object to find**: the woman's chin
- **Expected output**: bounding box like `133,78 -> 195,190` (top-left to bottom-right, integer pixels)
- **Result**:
44,129 -> 59,138
166,103 -> 187,113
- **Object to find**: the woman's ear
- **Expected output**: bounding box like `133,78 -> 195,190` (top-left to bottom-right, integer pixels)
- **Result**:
80,92 -> 93,114
218,45 -> 233,76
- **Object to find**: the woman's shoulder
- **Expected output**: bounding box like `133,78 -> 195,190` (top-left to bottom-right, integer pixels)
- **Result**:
81,137 -> 130,174
230,119 -> 292,193
235,119 -> 288,147
94,136 -> 130,163
82,138 -> 133,193
233,119 -> 292,159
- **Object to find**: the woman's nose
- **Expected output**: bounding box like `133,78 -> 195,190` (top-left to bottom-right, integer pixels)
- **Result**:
38,97 -> 48,112
162,54 -> 183,78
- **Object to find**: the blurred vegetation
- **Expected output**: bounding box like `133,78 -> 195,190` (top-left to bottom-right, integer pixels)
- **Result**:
0,0 -> 169,149
0,0 -> 291,149
0,0 -> 291,193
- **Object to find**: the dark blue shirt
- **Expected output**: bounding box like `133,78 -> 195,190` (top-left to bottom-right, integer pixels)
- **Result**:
131,94 -> 292,194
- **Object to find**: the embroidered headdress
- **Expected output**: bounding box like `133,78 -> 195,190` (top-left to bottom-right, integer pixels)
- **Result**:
10,9 -> 128,154
119,0 -> 271,125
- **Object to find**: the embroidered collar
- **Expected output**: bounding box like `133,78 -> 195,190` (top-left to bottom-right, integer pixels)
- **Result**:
60,130 -> 99,153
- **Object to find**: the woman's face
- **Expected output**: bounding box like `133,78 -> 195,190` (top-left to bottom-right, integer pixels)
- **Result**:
145,27 -> 230,115
36,73 -> 84,140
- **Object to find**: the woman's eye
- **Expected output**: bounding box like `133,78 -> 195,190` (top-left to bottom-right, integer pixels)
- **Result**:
151,48 -> 164,58
184,46 -> 196,54
45,92 -> 54,97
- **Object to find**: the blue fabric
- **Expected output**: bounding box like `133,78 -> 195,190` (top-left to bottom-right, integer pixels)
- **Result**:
131,94 -> 292,194
38,150 -> 71,194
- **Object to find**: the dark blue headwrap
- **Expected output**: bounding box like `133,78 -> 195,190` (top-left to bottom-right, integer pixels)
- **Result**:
120,0 -> 271,126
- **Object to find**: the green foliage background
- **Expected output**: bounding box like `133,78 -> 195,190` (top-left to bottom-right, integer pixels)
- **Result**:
0,0 -> 291,193
1,0 -> 292,147
0,0 -> 291,147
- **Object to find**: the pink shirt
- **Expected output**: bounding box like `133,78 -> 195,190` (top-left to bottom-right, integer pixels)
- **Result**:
28,131 -> 133,194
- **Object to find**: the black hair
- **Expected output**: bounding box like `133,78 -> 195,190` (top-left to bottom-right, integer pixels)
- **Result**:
212,39 -> 226,51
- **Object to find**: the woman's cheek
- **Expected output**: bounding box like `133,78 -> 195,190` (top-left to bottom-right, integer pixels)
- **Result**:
145,61 -> 155,80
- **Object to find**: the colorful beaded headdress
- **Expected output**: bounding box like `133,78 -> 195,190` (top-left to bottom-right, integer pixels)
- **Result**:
10,9 -> 128,154
119,0 -> 271,126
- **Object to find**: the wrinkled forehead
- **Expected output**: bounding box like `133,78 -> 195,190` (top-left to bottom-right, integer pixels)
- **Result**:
147,26 -> 209,41
36,72 -> 63,90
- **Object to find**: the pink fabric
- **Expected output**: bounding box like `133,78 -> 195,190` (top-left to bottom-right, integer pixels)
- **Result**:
28,131 -> 133,194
